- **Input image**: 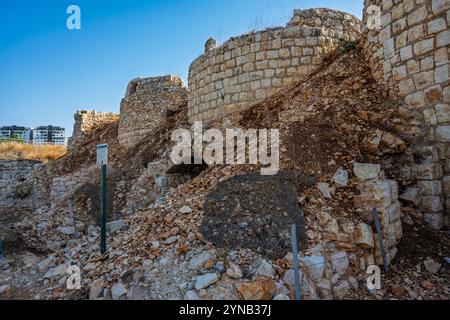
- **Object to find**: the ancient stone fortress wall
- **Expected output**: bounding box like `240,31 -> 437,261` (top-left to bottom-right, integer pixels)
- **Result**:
68,110 -> 119,150
363,0 -> 450,229
118,76 -> 188,148
187,8 -> 361,123
0,160 -> 43,208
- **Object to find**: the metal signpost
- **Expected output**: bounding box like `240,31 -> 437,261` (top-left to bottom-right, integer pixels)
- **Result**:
372,208 -> 389,273
97,144 -> 108,255
290,224 -> 302,300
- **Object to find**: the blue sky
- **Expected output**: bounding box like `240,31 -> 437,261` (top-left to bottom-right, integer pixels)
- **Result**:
0,0 -> 363,137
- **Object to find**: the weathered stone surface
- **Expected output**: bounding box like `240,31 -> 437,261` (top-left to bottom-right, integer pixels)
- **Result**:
188,8 -> 361,122
106,220 -> 127,234
195,273 -> 219,290
111,282 -> 128,300
355,223 -> 374,248
353,163 -> 381,181
400,188 -> 423,207
226,262 -> 243,279
254,260 -> 276,279
317,182 -> 333,199
332,168 -> 349,188
300,256 -> 325,282
189,251 -> 214,270
424,258 -> 441,274
235,279 -> 277,300
331,252 -> 349,276
89,279 -> 104,300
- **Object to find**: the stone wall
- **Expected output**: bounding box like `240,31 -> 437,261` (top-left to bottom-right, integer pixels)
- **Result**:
68,110 -> 119,150
49,167 -> 95,206
362,0 -> 450,229
0,160 -> 43,208
118,76 -> 188,148
187,8 -> 361,123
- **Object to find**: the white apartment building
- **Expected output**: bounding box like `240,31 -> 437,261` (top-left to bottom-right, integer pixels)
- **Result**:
32,126 -> 66,145
0,126 -> 32,143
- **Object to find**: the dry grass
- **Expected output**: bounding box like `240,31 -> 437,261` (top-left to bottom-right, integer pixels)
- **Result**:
0,142 -> 66,162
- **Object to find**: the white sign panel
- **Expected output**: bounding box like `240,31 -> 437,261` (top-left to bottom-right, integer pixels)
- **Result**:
96,144 -> 108,166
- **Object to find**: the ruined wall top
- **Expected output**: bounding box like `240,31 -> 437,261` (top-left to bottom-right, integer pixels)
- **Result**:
188,8 -> 361,123
68,110 -> 119,150
118,75 -> 188,148
287,8 -> 362,37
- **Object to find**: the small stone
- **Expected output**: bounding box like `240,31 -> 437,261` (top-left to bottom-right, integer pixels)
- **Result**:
226,262 -> 243,279
421,280 -> 434,290
353,163 -> 381,181
164,236 -> 179,245
179,206 -> 193,214
0,285 -> 11,295
111,282 -> 128,300
194,273 -> 219,290
331,252 -> 349,276
184,290 -> 199,300
106,220 -> 127,234
189,251 -> 214,270
57,226 -> 75,235
254,260 -> 276,279
424,258 -> 441,274
235,279 -> 276,300
214,262 -> 226,274
300,256 -> 325,282
273,293 -> 290,300
89,279 -> 104,300
332,168 -> 349,188
37,256 -> 54,272
317,182 -> 333,199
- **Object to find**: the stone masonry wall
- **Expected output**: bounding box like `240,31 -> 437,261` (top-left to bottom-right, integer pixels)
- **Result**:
68,110 -> 119,150
0,160 -> 43,208
363,0 -> 450,229
118,76 -> 188,148
187,8 -> 361,123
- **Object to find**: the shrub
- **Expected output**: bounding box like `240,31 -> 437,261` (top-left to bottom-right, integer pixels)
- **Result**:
338,38 -> 357,53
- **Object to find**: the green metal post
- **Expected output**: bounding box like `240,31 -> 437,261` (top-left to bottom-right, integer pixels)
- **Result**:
101,164 -> 107,254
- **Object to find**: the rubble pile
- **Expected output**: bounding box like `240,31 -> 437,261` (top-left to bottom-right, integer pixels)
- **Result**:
1,46 -> 449,301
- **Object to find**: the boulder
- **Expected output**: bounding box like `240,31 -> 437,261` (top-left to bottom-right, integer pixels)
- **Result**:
235,279 -> 276,300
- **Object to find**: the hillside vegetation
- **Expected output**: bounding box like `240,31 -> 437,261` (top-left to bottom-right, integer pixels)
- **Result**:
0,142 -> 66,162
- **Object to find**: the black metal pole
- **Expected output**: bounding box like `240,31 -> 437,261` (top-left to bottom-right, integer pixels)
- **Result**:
290,224 -> 302,300
100,164 -> 107,254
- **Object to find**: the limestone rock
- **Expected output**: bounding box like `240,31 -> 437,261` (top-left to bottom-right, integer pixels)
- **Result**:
235,279 -> 277,300
355,223 -> 374,248
111,282 -> 128,300
89,279 -> 104,300
353,163 -> 381,181
300,256 -> 325,282
184,290 -> 199,300
179,206 -> 193,214
189,251 -> 214,270
195,273 -> 219,290
254,260 -> 276,279
106,220 -> 127,234
424,258 -> 441,274
317,182 -> 334,199
332,168 -> 349,188
400,188 -> 422,207
0,285 -> 11,295
331,252 -> 349,276
226,262 -> 243,279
